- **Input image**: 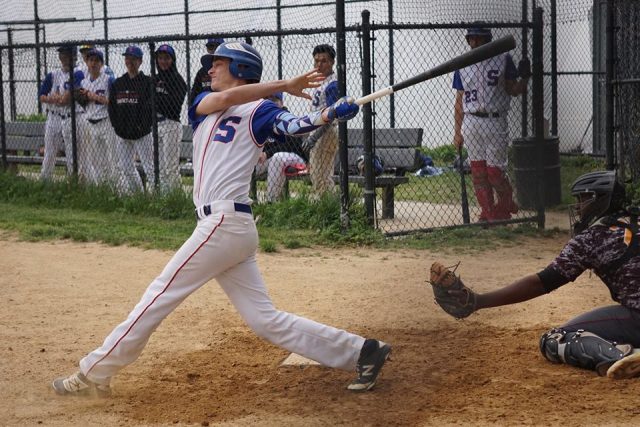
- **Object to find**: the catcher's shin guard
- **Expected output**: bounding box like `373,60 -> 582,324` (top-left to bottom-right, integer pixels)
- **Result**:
470,161 -> 495,221
487,166 -> 518,220
539,328 -> 633,376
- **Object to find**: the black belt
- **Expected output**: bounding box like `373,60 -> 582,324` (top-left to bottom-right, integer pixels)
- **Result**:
50,112 -> 70,119
468,112 -> 500,118
196,202 -> 252,220
88,118 -> 106,124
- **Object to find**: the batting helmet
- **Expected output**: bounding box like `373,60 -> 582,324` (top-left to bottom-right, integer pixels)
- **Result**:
201,41 -> 263,82
569,170 -> 626,235
357,154 -> 384,176
465,26 -> 493,42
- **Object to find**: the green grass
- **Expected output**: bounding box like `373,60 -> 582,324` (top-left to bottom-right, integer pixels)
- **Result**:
0,155 -> 600,253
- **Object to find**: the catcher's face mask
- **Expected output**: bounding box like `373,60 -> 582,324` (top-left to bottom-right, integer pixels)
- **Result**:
569,191 -> 598,236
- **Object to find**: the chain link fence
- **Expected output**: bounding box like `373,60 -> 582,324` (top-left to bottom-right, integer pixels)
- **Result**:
0,0 -> 633,235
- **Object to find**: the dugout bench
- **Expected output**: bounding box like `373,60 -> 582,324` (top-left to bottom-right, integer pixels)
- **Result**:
1,122 -> 56,165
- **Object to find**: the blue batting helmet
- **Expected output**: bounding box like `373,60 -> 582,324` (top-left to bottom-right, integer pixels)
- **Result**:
200,41 -> 263,82
466,26 -> 492,42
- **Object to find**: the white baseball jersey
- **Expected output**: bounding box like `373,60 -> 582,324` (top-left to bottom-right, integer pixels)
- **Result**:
310,72 -> 339,112
81,73 -> 112,121
39,69 -> 83,115
452,52 -> 518,115
191,99 -> 283,207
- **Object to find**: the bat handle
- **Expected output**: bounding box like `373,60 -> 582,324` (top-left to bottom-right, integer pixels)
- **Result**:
355,87 -> 394,106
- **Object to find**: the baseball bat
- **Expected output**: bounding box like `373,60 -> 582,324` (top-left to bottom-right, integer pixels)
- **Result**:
355,35 -> 516,105
458,145 -> 470,224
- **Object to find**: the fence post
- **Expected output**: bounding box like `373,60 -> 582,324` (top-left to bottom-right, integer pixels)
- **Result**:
276,0 -> 282,80
149,41 -> 159,190
361,10 -> 375,226
0,47 -> 6,170
8,28 -> 16,121
34,0 -> 42,114
521,0 -> 529,137
532,7 -> 545,229
336,0 -> 350,230
69,55 -> 78,179
550,0 -> 558,136
388,0 -> 395,128
605,0 -> 615,170
103,0 -> 109,66
184,0 -> 191,92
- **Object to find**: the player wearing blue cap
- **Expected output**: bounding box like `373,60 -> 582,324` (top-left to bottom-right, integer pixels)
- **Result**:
77,48 -> 116,185
108,45 -> 155,194
38,45 -> 85,180
52,41 -> 391,397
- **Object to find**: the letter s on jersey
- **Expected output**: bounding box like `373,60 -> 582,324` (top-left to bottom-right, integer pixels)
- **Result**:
213,116 -> 242,143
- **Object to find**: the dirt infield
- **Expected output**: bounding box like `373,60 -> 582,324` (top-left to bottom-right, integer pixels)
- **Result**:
2,232 -> 640,426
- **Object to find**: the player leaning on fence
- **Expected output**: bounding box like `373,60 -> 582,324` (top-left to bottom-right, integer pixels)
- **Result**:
38,45 -> 85,180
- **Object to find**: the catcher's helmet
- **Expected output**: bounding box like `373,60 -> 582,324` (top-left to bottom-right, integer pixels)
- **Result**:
201,41 -> 263,82
465,26 -> 493,42
357,154 -> 384,176
569,170 -> 626,235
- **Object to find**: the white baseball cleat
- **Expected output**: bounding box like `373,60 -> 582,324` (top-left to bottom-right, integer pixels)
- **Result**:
52,371 -> 111,397
607,351 -> 640,379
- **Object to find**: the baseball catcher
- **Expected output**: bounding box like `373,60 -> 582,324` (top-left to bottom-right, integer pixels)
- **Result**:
430,171 -> 640,380
429,261 -> 476,319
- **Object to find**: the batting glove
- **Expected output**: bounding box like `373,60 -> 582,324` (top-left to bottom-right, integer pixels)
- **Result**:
327,96 -> 359,122
518,58 -> 532,79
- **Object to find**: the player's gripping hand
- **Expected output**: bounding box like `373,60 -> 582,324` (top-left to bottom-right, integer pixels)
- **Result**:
327,96 -> 360,122
518,57 -> 532,79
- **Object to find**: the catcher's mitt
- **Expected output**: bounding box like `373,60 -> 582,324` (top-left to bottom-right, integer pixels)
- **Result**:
429,261 -> 476,319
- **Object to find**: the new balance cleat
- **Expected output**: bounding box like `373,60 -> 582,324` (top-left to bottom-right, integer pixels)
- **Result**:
52,371 -> 111,397
348,340 -> 391,392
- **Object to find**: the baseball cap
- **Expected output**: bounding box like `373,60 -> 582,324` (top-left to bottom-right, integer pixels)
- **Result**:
79,44 -> 95,52
206,38 -> 225,47
123,45 -> 143,59
57,45 -> 77,54
155,44 -> 175,57
273,92 -> 284,102
85,48 -> 104,62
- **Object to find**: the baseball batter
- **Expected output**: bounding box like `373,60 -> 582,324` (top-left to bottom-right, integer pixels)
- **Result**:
52,42 -> 391,397
431,170 -> 640,379
38,45 -> 85,180
452,25 -> 530,221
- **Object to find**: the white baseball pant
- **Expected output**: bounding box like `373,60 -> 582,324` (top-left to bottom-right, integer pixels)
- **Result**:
254,152 -> 306,202
462,115 -> 510,169
115,133 -> 154,194
158,119 -> 183,193
40,114 -> 76,179
309,126 -> 338,196
80,118 -> 118,185
79,200 -> 364,385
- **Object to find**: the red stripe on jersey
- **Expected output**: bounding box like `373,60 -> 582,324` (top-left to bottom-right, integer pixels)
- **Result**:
86,214 -> 225,376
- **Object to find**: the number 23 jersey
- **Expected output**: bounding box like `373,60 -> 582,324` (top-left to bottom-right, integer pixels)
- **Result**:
452,52 -> 518,115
